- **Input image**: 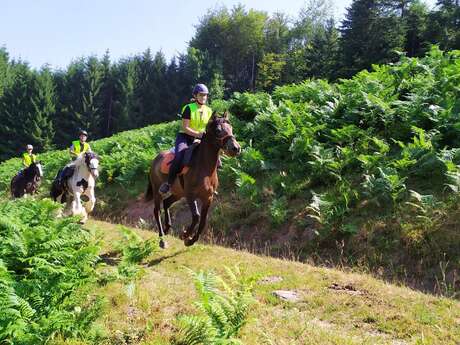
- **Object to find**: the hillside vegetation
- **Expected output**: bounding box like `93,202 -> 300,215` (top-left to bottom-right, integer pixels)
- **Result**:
2,0 -> 459,160
1,47 -> 460,295
2,208 -> 460,344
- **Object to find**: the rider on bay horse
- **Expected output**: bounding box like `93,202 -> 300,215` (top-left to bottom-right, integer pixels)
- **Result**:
159,83 -> 213,196
56,129 -> 92,185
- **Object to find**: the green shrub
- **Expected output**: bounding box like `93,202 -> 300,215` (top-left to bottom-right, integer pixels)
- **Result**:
0,198 -> 101,344
172,267 -> 255,345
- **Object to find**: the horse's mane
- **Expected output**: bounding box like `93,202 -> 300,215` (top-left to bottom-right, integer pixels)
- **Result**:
74,151 -> 96,165
73,153 -> 86,166
23,161 -> 40,177
205,114 -> 230,134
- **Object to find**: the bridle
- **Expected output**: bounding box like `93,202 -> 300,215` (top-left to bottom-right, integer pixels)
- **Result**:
84,153 -> 99,175
216,133 -> 235,148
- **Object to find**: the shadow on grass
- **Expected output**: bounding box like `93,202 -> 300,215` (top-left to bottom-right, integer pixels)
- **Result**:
147,249 -> 188,267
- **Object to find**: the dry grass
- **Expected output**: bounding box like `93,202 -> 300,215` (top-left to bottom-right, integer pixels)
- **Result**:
80,220 -> 460,345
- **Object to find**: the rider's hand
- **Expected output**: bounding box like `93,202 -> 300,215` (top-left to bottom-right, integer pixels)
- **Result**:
197,132 -> 204,139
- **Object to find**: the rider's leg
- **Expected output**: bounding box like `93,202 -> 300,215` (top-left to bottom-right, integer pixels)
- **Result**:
57,167 -> 66,185
160,134 -> 193,194
58,165 -> 75,185
159,151 -> 185,194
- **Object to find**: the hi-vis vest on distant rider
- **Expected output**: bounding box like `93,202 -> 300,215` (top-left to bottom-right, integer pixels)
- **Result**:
71,141 -> 91,156
181,102 -> 213,133
23,153 -> 37,167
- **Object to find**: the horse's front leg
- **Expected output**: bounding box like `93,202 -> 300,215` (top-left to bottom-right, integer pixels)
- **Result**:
63,194 -> 72,216
77,191 -> 89,223
153,196 -> 167,249
182,197 -> 200,244
163,195 -> 179,235
72,191 -> 84,217
186,197 -> 211,246
84,188 -> 96,214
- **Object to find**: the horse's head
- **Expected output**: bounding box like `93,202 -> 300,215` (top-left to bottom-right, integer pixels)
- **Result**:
83,151 -> 100,179
206,111 -> 241,157
29,161 -> 43,179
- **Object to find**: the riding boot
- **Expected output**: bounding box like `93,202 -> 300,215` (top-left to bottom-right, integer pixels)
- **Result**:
160,149 -> 184,195
159,182 -> 171,195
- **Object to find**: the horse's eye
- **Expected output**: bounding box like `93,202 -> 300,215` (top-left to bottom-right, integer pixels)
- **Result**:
216,125 -> 223,134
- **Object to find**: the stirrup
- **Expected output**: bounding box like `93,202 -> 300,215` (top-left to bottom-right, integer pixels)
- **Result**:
159,183 -> 171,197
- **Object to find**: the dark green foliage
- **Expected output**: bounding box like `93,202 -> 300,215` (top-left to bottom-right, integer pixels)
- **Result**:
425,0 -> 460,51
229,92 -> 273,121
0,198 -> 101,344
0,61 -> 55,160
1,1 -> 460,161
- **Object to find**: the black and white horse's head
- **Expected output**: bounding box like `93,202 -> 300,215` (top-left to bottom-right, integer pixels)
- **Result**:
83,152 -> 99,179
29,161 -> 43,179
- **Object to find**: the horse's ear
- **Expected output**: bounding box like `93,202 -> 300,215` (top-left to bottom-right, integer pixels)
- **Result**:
223,111 -> 229,120
211,111 -> 218,121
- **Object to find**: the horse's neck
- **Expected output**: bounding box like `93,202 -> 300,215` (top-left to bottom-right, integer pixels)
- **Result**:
75,161 -> 91,180
24,166 -> 34,178
196,136 -> 220,175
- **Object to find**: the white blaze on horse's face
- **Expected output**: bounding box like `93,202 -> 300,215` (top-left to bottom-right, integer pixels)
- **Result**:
89,158 -> 99,178
37,163 -> 43,177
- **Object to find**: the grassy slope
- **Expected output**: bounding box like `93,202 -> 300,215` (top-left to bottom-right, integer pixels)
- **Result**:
77,219 -> 460,345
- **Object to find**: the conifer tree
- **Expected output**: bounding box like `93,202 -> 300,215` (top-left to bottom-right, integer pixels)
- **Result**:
339,0 -> 405,77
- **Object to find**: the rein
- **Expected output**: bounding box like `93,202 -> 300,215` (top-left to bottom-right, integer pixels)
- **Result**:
84,153 -> 99,175
203,131 -> 234,149
216,133 -> 234,148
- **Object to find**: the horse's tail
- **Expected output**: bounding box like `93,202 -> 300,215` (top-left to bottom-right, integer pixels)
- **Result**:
145,177 -> 154,202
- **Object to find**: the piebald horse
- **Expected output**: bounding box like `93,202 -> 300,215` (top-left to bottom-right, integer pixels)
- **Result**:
146,112 -> 241,248
51,151 -> 99,223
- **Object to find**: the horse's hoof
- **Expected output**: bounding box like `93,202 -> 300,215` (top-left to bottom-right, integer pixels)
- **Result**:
159,239 -> 168,249
184,237 -> 194,247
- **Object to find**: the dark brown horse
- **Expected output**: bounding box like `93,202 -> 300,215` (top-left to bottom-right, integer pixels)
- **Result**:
11,162 -> 43,198
145,112 -> 241,248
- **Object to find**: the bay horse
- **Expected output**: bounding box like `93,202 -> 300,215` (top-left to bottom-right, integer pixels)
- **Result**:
11,161 -> 44,198
145,112 -> 241,248
50,151 -> 100,223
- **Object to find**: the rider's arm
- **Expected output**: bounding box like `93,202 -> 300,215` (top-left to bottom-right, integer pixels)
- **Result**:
22,157 -> 28,168
181,106 -> 203,138
182,119 -> 202,138
69,144 -> 78,158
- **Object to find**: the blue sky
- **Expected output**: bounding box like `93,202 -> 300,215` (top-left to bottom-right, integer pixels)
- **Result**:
1,0 -> 436,70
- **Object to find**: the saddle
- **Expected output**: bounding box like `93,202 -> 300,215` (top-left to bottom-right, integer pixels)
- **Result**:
56,165 -> 75,187
160,141 -> 200,175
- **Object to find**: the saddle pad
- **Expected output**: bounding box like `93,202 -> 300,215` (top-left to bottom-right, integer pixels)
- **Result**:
160,151 -> 189,175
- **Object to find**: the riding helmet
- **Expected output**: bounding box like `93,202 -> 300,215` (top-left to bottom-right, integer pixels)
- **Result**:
192,83 -> 209,95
